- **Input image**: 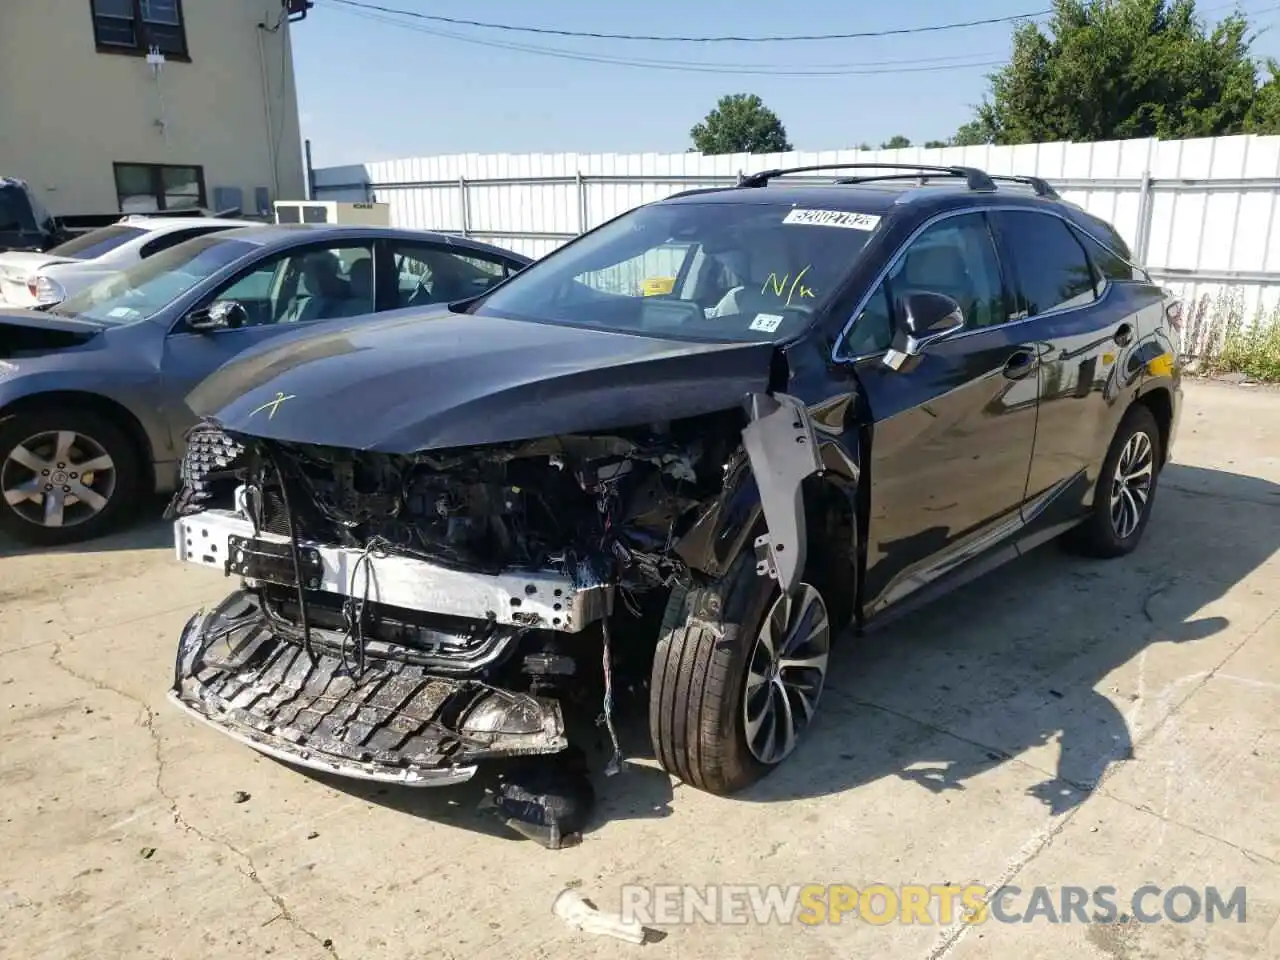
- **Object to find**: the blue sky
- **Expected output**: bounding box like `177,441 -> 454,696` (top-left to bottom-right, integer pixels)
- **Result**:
292,0 -> 1280,167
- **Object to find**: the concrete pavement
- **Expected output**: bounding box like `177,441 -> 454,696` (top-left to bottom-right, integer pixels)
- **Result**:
2,379 -> 1278,959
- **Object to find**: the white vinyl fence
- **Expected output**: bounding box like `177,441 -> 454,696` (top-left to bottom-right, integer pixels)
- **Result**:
314,135 -> 1280,352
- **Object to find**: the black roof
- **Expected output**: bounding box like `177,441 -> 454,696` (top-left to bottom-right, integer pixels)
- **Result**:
659,161 -> 1071,220
661,180 -> 1061,215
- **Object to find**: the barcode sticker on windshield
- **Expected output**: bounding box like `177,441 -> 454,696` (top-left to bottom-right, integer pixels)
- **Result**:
782,208 -> 881,231
749,312 -> 785,333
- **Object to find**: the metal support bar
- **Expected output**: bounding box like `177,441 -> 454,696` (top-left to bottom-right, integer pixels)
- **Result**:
1134,169 -> 1154,264
458,176 -> 469,238
303,139 -> 315,201
575,171 -> 587,234
1148,268 -> 1280,286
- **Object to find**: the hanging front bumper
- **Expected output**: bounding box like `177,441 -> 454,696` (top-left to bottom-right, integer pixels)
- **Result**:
170,591 -> 570,787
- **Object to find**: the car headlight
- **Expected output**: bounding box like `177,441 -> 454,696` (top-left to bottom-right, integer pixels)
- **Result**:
28,275 -> 66,305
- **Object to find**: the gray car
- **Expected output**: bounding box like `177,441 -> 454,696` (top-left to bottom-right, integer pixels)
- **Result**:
0,224 -> 531,545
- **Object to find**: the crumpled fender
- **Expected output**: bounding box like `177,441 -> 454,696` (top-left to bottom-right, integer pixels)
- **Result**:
674,391 -> 832,598
740,392 -> 823,595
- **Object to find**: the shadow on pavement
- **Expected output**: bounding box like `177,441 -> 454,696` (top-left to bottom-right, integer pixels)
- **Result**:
740,463 -> 1280,810
0,497 -> 173,558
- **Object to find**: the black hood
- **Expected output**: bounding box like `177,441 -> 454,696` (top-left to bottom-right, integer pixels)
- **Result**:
189,310 -> 778,452
0,310 -> 106,358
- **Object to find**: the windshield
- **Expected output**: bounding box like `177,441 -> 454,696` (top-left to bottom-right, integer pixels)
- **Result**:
472,200 -> 880,341
50,234 -> 257,323
48,224 -> 147,260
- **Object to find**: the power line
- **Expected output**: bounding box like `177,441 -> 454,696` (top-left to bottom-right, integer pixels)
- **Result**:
325,0 -> 1049,43
338,9 -> 1008,75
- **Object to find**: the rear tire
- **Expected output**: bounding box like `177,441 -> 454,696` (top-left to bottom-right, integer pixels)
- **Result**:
0,406 -> 143,546
649,547 -> 832,796
1066,404 -> 1162,559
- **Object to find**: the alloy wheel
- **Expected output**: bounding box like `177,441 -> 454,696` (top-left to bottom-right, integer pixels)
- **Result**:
743,583 -> 831,765
1110,430 -> 1154,540
1,430 -> 117,529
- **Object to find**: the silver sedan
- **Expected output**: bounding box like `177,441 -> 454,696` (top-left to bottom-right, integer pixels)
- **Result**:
0,224 -> 530,545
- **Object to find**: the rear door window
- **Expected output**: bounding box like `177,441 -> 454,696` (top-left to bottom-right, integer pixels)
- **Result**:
390,242 -> 512,307
993,211 -> 1097,316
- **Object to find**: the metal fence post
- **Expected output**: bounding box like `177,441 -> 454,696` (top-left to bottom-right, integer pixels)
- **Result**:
1134,169 -> 1154,263
458,176 -> 470,237
575,171 -> 587,236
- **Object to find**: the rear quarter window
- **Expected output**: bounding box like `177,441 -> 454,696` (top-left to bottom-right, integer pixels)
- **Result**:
1070,223 -> 1141,283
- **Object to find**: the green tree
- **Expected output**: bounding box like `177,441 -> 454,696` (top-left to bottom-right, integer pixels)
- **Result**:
951,119 -> 993,146
961,0 -> 1270,144
690,94 -> 793,154
1247,60 -> 1280,132
880,135 -> 913,149
923,139 -> 950,149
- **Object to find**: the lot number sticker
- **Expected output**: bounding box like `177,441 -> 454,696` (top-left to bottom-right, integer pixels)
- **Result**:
783,208 -> 881,231
749,312 -> 785,333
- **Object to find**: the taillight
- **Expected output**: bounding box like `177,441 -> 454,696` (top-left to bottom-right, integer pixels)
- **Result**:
31,275 -> 66,305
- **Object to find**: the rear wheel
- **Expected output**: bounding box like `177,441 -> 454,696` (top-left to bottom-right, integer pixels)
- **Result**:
1066,404 -> 1162,558
649,549 -> 832,795
0,407 -> 142,546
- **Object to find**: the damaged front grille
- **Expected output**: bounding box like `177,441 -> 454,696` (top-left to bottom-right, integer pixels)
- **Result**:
171,591 -> 569,784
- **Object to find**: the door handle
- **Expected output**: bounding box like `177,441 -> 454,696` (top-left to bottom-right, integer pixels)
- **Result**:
1003,348 -> 1038,381
1114,323 -> 1134,347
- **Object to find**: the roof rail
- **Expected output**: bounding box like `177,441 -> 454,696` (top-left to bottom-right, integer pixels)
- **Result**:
737,163 -> 997,193
987,175 -> 1060,199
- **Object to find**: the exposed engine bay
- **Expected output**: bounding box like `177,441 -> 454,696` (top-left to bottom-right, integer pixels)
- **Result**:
166,393 -> 826,844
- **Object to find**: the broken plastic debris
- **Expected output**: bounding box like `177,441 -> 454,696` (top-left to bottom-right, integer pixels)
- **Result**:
553,887 -> 646,944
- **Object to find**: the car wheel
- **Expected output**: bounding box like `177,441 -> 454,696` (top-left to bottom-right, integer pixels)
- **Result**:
649,548 -> 832,795
0,408 -> 142,546
1067,404 -> 1162,559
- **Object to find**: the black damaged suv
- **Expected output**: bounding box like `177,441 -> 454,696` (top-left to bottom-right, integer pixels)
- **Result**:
168,163 -> 1181,798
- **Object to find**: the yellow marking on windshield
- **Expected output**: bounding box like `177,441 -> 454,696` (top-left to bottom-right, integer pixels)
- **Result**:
761,264 -> 815,307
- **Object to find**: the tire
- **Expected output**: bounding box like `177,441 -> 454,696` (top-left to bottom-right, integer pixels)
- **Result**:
1066,403 -> 1162,559
0,406 -> 143,546
649,546 -> 833,796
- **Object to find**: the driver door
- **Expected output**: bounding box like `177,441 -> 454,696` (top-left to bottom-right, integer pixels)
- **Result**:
845,211 -> 1042,615
160,240 -> 375,428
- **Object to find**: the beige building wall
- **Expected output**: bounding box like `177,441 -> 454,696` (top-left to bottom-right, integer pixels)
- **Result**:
0,0 -> 305,218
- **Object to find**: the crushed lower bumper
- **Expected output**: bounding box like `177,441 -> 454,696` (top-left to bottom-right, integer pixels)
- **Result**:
170,591 -> 569,786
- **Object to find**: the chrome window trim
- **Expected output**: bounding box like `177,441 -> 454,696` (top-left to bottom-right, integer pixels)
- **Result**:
832,204 -> 1128,363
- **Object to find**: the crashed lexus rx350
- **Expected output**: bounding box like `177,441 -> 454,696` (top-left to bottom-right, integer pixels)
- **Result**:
166,164 -> 1182,795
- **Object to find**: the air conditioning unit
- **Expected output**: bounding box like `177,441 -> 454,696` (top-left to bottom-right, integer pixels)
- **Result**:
272,200 -> 390,226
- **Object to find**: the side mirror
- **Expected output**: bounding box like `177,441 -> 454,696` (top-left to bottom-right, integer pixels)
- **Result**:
882,292 -> 965,371
187,299 -> 247,332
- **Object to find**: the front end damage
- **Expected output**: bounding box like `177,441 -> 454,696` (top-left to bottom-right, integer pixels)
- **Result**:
167,394 -> 824,789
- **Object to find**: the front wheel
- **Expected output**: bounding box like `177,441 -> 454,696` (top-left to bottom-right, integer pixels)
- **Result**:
1066,404 -> 1162,558
0,407 -> 142,546
649,550 -> 832,795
